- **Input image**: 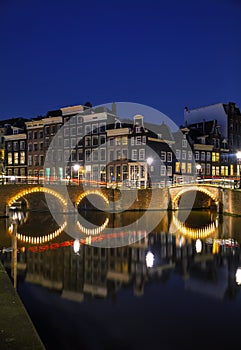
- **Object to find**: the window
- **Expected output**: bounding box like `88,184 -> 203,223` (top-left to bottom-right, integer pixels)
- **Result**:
20,152 -> 25,164
109,150 -> 114,161
93,150 -> 98,161
71,127 -> 76,136
136,136 -> 142,145
206,164 -> 211,175
14,152 -> 18,164
71,138 -> 76,148
116,149 -> 121,160
77,126 -> 82,135
175,162 -> 180,172
34,155 -> 38,166
20,141 -> 25,150
28,143 -> 32,152
132,149 -> 137,160
77,116 -> 83,124
64,139 -> 70,148
70,116 -> 76,125
78,149 -> 83,161
85,136 -> 91,147
139,149 -> 145,160
85,149 -> 91,161
167,166 -> 172,176
100,123 -> 106,133
8,153 -> 12,165
122,165 -> 128,180
201,152 -> 205,161
34,143 -> 38,151
7,143 -> 12,151
131,137 -> 135,146
85,125 -> 91,135
182,151 -> 186,160
142,136 -> 146,144
161,151 -> 166,162
187,163 -> 192,173
188,151 -> 192,160
100,148 -> 106,161
122,149 -> 128,159
45,137 -> 49,148
100,135 -> 106,144
64,128 -> 69,137
116,137 -> 121,146
45,126 -> 50,135
206,152 -> 211,161
109,137 -> 115,146
92,124 -> 98,134
181,163 -> 186,173
161,165 -> 166,176
122,136 -> 128,145
34,131 -> 38,139
167,152 -> 172,162
39,131 -> 43,139
176,149 -> 181,160
71,151 -> 76,161
92,136 -> 98,146
212,152 -> 219,162
28,131 -> 32,140
195,151 -> 199,160
13,142 -> 18,151
40,155 -> 44,166
182,139 -> 187,148
28,155 -> 32,166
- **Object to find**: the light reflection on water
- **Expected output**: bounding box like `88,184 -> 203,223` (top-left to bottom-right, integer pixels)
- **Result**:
1,210 -> 241,349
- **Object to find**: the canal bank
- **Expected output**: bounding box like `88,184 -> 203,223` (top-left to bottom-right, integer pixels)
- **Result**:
0,262 -> 45,349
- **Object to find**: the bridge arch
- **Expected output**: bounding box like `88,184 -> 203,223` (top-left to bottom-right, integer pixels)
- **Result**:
75,190 -> 109,207
7,186 -> 68,210
171,186 -> 219,210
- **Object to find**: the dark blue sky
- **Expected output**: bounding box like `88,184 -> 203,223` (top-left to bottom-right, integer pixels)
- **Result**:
0,0 -> 241,125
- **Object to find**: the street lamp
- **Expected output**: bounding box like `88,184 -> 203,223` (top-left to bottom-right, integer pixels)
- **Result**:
146,157 -> 153,188
196,164 -> 202,181
236,151 -> 241,188
8,208 -> 24,289
146,251 -> 154,268
73,164 -> 80,185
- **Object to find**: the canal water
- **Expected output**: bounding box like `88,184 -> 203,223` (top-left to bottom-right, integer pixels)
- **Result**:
1,210 -> 241,350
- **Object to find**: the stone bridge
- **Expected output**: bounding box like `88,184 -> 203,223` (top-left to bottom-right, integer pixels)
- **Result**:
0,183 -> 241,216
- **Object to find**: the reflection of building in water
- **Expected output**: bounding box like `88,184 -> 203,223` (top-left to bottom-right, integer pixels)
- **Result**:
6,231 -> 240,302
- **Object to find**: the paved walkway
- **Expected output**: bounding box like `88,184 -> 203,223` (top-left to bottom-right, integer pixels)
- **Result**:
0,262 -> 45,349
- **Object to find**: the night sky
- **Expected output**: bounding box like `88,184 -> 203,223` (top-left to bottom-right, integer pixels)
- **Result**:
0,0 -> 241,126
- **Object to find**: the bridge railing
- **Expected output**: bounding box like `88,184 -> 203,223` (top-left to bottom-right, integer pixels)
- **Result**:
1,175 -> 238,189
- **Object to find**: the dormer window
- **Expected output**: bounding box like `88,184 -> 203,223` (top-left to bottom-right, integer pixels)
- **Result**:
134,114 -> 144,127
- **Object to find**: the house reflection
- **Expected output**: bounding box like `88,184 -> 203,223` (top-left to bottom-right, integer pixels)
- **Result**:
2,229 -> 240,303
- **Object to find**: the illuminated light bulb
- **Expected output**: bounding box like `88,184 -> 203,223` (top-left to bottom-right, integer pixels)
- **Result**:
195,239 -> 202,253
146,251 -> 154,268
236,268 -> 241,285
73,239 -> 80,254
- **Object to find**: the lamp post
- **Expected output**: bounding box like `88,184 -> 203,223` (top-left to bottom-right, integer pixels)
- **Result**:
236,151 -> 241,188
196,164 -> 202,181
9,208 -> 23,289
146,157 -> 153,188
73,164 -> 80,185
